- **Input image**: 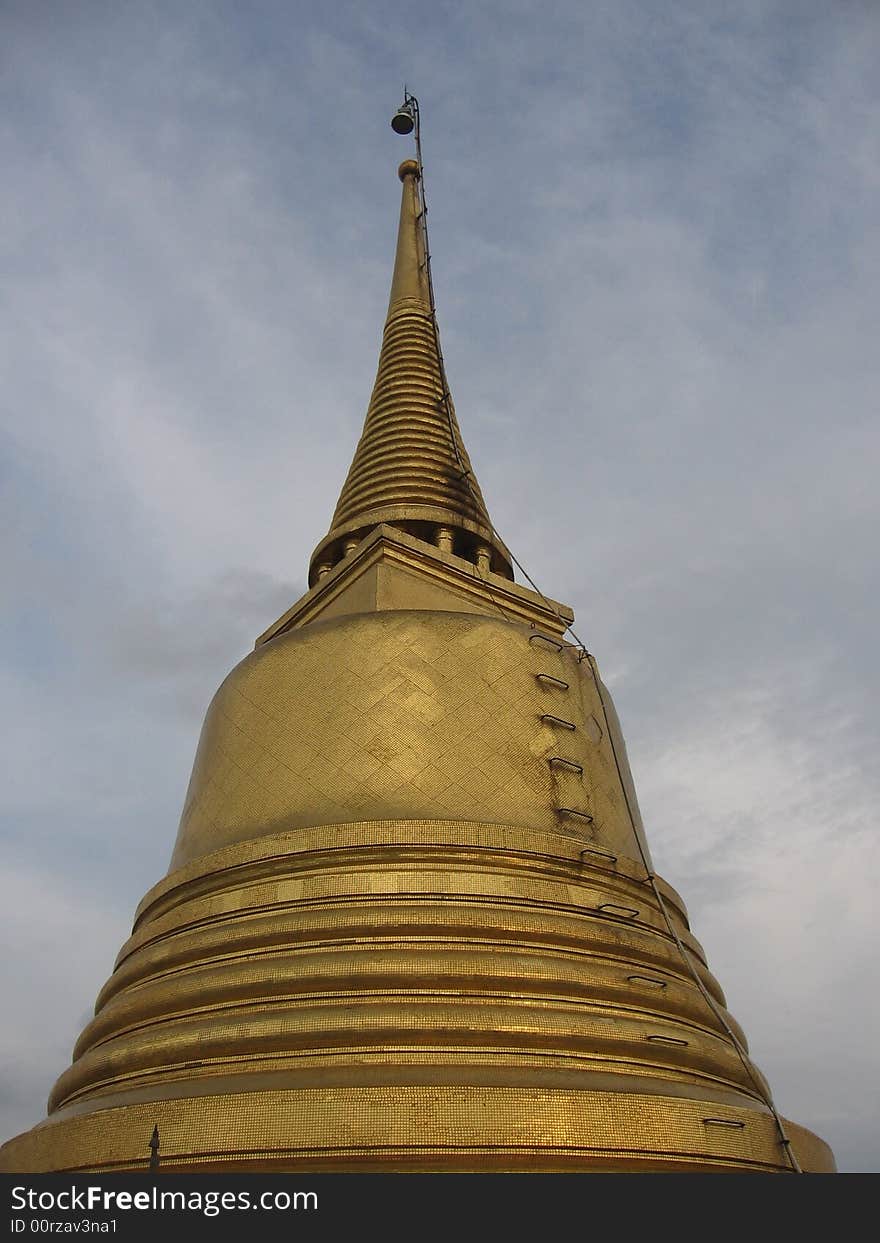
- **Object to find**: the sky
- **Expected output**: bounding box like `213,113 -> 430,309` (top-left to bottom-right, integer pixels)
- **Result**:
1,0 -> 877,1173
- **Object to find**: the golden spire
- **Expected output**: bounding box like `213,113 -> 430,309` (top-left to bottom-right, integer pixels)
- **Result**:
308,159 -> 513,586
0,109 -> 837,1177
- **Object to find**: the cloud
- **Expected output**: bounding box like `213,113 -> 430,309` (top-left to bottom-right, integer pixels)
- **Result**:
0,862 -> 132,1142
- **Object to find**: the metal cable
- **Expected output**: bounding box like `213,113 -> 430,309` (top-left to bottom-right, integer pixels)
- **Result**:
404,91 -> 803,1173
407,93 -> 590,654
588,647 -> 803,1170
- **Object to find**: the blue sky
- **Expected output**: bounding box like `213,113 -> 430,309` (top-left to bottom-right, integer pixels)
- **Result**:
2,0 -> 878,1171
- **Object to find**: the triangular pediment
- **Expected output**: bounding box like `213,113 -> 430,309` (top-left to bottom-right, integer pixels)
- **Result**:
258,524 -> 572,646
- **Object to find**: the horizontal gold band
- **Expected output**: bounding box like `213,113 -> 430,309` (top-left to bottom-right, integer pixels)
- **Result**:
1,1086 -> 835,1173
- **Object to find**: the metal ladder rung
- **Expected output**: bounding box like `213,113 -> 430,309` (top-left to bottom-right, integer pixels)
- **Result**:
529,633 -> 563,652
557,806 -> 593,823
598,902 -> 638,918
703,1118 -> 745,1129
548,756 -> 583,774
628,974 -> 667,989
536,673 -> 569,689
647,1034 -> 688,1047
580,846 -> 617,864
542,714 -> 576,730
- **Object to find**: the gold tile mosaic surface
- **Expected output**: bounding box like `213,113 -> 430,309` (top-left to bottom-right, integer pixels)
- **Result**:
2,815 -> 832,1171
173,610 -> 647,871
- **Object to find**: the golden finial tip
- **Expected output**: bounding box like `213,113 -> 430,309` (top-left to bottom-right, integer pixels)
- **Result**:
398,158 -> 420,181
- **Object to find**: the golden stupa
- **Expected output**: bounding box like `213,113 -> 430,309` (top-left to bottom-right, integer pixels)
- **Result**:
1,128 -> 835,1173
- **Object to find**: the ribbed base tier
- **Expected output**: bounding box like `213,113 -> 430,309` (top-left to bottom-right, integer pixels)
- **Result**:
0,1086 -> 834,1173
0,821 -> 835,1173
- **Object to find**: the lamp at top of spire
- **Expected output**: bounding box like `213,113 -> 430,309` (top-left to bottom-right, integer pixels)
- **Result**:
390,90 -> 417,136
308,97 -> 513,586
391,103 -> 415,135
